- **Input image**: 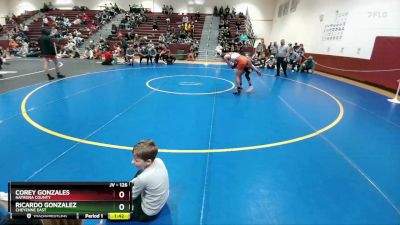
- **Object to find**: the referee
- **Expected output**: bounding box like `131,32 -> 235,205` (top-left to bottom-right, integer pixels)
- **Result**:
276,39 -> 289,77
38,29 -> 64,80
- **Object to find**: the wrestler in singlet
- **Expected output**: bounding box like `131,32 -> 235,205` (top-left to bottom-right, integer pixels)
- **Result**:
227,52 -> 251,70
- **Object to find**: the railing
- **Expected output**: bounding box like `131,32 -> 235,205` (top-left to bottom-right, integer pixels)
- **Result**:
388,80 -> 400,104
245,7 -> 255,46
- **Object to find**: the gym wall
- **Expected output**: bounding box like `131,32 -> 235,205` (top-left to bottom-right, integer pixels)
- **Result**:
6,0 -> 277,43
270,0 -> 400,91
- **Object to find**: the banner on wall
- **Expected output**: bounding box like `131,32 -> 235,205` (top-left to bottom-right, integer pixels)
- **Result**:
318,4 -> 399,59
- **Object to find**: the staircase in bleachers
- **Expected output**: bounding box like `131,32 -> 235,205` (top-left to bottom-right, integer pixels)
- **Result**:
78,13 -> 124,52
197,16 -> 221,62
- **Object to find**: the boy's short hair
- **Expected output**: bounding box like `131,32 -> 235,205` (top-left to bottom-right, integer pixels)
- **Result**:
132,139 -> 158,161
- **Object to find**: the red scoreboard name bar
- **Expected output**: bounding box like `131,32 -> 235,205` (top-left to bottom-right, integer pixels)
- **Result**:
8,182 -> 132,220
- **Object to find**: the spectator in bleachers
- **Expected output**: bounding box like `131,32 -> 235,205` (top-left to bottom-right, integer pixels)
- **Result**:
287,49 -> 300,72
215,44 -> 223,57
152,20 -> 158,31
12,14 -> 17,23
224,5 -> 230,19
0,47 -> 5,72
139,35 -> 148,45
72,29 -> 83,46
63,17 -> 71,28
41,2 -> 50,12
235,20 -> 241,32
111,24 -> 117,35
125,31 -> 134,41
60,39 -> 76,58
255,42 -> 263,58
163,53 -> 176,65
164,34 -> 172,44
240,33 -> 249,45
184,22 -> 191,34
72,16 -> 82,25
158,34 -> 165,44
124,12 -> 131,21
22,23 -> 29,35
153,44 -> 162,64
231,8 -> 237,18
251,54 -> 264,68
15,40 -> 29,57
190,21 -> 195,35
299,55 -> 315,73
148,45 -> 157,64
159,44 -> 170,60
219,6 -> 224,17
102,48 -> 113,65
138,45 -> 149,64
147,40 -> 155,49
83,47 -> 94,59
9,39 -> 18,55
288,43 -> 293,52
187,42 -> 198,61
116,30 -> 124,40
88,40 -> 95,50
296,43 -> 305,64
25,41 -> 40,57
5,15 -> 11,25
182,15 -> 189,24
166,25 -> 172,35
112,44 -> 122,61
267,42 -> 272,55
162,5 -> 168,14
195,11 -> 200,22
94,48 -> 102,59
113,3 -> 121,14
126,44 -> 136,66
121,38 -> 128,60
260,39 -> 267,56
168,5 -> 174,15
133,33 -> 140,43
42,16 -> 49,27
270,41 -> 278,56
265,55 -> 276,69
293,42 -> 299,52
86,19 -> 99,34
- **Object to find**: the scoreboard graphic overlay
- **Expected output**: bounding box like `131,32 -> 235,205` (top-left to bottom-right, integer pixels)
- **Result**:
8,182 -> 132,220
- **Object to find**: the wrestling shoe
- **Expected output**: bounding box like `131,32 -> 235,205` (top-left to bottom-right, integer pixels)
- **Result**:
233,87 -> 243,95
246,86 -> 254,93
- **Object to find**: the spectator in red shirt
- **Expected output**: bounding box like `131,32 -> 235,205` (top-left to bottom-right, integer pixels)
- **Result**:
82,13 -> 90,25
102,48 -> 113,65
12,14 -> 17,23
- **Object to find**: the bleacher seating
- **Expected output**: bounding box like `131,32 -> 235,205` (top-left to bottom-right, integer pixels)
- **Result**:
225,17 -> 247,43
106,12 -> 207,47
0,10 -> 39,37
26,10 -> 100,41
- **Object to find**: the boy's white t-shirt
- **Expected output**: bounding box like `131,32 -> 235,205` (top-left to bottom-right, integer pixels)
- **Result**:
131,158 -> 169,216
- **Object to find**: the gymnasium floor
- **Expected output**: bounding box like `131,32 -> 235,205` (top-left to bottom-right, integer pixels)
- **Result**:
0,59 -> 399,224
